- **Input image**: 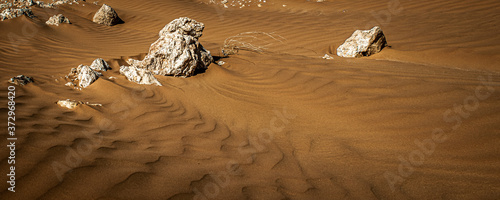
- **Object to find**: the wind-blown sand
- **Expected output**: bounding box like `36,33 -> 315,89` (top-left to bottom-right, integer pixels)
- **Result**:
1,0 -> 499,199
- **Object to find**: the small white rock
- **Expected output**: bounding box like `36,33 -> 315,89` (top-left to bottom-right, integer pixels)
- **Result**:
57,99 -> 80,109
322,54 -> 334,60
217,60 -> 226,65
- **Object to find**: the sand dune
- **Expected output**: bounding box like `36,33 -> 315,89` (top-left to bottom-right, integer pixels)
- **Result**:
1,0 -> 499,199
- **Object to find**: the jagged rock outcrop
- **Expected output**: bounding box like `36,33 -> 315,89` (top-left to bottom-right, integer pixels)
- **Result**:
90,58 -> 111,71
9,75 -> 33,85
77,65 -> 101,88
22,0 -> 34,7
92,4 -> 122,26
0,2 -> 12,9
0,7 -> 33,20
119,65 -> 162,86
68,65 -> 102,88
125,17 -> 213,78
45,14 -> 70,26
336,26 -> 388,58
66,59 -> 109,88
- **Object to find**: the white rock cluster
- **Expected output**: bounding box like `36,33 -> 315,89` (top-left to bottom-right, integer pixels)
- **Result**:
67,58 -> 110,88
1,0 -> 34,8
9,75 -> 33,86
45,14 -> 70,26
0,2 -> 12,9
337,26 -> 388,58
0,0 -> 84,21
90,58 -> 111,71
120,17 -> 213,86
0,7 -> 33,20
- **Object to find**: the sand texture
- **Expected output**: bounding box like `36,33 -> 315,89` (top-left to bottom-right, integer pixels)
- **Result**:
1,0 -> 500,199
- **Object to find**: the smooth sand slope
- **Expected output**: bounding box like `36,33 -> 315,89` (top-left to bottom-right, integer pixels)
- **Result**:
0,0 -> 499,199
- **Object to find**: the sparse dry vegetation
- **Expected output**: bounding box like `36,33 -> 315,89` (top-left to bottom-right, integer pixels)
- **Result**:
221,31 -> 285,56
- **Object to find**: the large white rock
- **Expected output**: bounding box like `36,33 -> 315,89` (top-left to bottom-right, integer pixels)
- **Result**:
66,59 -> 108,88
120,65 -> 162,86
337,26 -> 388,58
92,4 -> 122,26
46,14 -> 71,26
76,65 -> 101,88
126,17 -> 213,77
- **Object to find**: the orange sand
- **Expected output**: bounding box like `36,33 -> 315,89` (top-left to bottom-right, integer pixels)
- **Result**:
1,0 -> 499,199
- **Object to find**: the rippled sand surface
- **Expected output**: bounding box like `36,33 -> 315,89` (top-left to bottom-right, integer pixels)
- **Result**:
1,0 -> 499,199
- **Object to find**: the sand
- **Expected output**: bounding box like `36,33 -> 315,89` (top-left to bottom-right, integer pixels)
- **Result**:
1,0 -> 499,199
